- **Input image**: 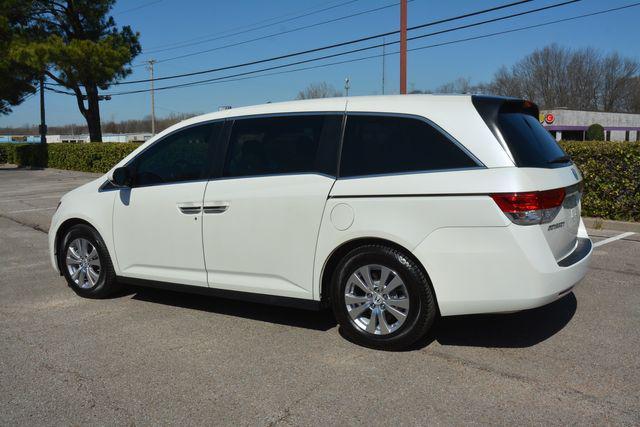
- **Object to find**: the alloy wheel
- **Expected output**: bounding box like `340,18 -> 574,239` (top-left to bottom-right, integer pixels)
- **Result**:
344,264 -> 410,335
65,238 -> 101,289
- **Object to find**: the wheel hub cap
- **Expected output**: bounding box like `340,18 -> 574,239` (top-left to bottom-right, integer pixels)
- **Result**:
344,264 -> 410,335
65,238 -> 101,289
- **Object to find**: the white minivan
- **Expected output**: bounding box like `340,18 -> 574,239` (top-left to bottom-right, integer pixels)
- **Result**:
49,95 -> 592,349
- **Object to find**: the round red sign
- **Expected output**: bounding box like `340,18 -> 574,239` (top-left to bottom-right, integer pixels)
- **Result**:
545,113 -> 555,124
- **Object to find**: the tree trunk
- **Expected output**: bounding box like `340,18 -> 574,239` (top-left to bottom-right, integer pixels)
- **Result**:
84,85 -> 102,142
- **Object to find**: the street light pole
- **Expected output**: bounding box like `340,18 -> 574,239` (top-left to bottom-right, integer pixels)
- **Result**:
400,0 -> 407,94
39,76 -> 47,144
382,37 -> 386,95
147,59 -> 156,135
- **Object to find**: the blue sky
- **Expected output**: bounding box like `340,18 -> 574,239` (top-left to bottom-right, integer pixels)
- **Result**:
2,0 -> 639,127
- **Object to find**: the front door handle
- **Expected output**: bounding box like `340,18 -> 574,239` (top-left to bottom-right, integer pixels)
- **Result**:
203,201 -> 229,214
177,202 -> 202,214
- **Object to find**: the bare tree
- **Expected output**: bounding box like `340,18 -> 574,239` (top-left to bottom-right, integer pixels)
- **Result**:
434,77 -> 474,94
485,66 -> 520,98
295,82 -> 342,100
600,53 -> 639,112
565,47 -> 602,110
479,45 -> 639,112
624,77 -> 640,113
0,112 -> 198,135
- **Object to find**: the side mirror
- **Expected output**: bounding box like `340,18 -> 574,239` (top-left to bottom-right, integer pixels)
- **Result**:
110,166 -> 134,187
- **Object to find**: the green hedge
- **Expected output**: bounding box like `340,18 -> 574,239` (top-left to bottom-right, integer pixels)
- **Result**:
1,141 -> 639,221
560,141 -> 640,222
0,142 -> 140,173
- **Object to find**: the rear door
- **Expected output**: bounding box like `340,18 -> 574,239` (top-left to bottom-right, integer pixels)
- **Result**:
113,121 -> 223,286
202,113 -> 342,299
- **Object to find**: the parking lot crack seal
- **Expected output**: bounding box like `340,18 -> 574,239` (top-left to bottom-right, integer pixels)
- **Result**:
266,382 -> 324,426
589,265 -> 640,278
0,213 -> 48,234
424,349 -> 636,418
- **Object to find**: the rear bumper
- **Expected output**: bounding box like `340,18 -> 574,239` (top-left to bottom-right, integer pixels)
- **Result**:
412,222 -> 592,316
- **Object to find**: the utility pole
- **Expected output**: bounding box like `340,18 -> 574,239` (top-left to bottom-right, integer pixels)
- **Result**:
382,37 -> 386,95
400,0 -> 407,94
147,59 -> 156,135
39,76 -> 47,144
344,77 -> 350,97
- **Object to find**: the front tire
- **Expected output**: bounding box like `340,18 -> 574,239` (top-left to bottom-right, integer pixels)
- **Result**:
59,224 -> 119,298
331,245 -> 437,350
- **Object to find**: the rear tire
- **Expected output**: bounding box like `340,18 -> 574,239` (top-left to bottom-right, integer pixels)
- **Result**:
59,224 -> 120,298
331,244 -> 437,350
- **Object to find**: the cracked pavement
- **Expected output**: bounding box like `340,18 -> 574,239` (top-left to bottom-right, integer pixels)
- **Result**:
1,165 -> 639,425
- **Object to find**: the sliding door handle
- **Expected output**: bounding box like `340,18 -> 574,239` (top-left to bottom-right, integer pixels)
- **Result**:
177,202 -> 202,214
203,202 -> 229,214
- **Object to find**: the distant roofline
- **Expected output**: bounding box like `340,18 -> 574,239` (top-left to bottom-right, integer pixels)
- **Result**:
544,125 -> 640,131
542,107 -> 640,116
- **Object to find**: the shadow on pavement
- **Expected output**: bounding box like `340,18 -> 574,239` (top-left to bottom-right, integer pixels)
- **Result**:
128,286 -> 338,331
432,292 -> 577,348
124,285 -> 576,347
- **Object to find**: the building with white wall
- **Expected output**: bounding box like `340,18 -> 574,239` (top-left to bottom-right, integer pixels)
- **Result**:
540,109 -> 640,142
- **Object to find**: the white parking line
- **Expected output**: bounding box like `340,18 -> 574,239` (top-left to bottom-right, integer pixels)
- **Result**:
6,207 -> 57,214
593,232 -> 636,248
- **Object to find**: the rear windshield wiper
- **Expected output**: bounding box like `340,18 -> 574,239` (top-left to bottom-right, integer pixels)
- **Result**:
547,155 -> 571,164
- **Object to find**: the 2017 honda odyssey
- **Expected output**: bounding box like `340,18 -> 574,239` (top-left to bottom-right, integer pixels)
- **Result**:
49,95 -> 592,350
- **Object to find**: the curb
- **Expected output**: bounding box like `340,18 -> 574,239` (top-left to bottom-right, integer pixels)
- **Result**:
583,217 -> 640,233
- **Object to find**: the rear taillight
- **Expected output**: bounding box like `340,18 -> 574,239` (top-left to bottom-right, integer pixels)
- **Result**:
491,188 -> 565,225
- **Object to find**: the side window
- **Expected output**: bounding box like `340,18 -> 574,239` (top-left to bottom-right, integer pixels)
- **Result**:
133,122 -> 221,186
223,115 -> 338,178
339,115 -> 478,178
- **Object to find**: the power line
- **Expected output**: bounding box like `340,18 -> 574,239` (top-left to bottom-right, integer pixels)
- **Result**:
147,0 -> 412,66
99,1 -> 640,96
115,0 -> 163,16
43,85 -> 73,96
45,0 -> 580,97
44,2 -> 639,100
104,0 -> 581,94
182,1 -> 640,93
141,0 -> 363,55
99,0 -> 545,86
53,0 -> 635,100
16,92 -> 36,104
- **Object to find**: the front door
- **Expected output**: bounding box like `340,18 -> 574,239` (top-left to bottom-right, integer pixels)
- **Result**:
202,114 -> 342,299
113,121 -> 223,287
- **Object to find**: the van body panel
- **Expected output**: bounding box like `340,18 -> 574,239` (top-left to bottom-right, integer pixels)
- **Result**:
49,95 -> 592,327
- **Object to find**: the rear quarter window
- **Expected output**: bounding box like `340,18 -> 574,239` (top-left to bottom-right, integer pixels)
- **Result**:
498,113 -> 569,168
339,115 -> 479,178
472,96 -> 570,168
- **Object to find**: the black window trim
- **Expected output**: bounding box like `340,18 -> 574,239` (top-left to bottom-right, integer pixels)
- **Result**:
103,110 -> 483,189
218,111 -> 346,181
336,112 -> 486,180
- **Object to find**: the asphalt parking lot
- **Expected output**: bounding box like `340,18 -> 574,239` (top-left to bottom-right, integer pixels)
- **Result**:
1,165 -> 639,425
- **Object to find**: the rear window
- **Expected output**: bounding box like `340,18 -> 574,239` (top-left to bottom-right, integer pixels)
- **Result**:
498,113 -> 570,168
